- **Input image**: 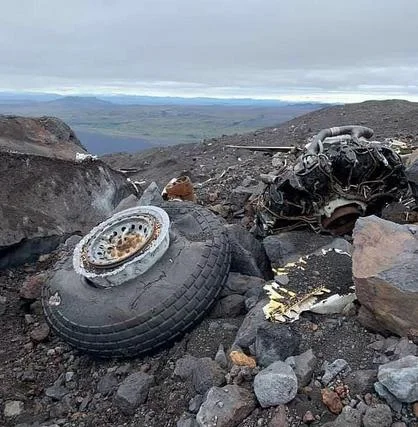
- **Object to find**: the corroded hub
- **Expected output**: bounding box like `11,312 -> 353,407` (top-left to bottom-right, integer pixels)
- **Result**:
73,206 -> 170,287
84,214 -> 158,269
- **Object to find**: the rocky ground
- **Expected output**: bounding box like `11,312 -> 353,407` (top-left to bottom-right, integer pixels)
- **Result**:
1,100 -> 418,427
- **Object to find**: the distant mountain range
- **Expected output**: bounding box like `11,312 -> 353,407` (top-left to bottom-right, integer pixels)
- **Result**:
0,92 -> 328,154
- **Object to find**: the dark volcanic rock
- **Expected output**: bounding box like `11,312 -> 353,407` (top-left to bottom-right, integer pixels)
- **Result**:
0,151 -> 133,268
255,323 -> 301,367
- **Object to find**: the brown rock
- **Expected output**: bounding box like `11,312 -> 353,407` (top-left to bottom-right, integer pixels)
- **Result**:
229,351 -> 256,368
30,323 -> 50,342
20,274 -> 47,300
302,410 -> 315,423
352,216 -> 418,342
269,404 -> 288,427
321,388 -> 343,414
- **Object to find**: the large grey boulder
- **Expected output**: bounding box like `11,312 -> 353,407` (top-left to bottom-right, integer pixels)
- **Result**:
0,151 -> 133,268
353,216 -> 418,341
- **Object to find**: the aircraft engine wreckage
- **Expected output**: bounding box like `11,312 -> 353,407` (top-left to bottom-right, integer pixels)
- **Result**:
250,126 -> 416,235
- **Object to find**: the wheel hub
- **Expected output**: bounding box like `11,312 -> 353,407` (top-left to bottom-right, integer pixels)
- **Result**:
73,206 -> 170,287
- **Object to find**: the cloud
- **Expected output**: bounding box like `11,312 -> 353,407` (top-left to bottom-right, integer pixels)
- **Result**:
1,0 -> 418,102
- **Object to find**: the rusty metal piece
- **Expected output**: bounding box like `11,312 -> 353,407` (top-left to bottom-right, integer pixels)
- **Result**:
162,175 -> 197,202
321,205 -> 361,236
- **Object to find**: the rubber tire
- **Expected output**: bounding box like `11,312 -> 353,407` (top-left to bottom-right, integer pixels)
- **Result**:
42,202 -> 230,357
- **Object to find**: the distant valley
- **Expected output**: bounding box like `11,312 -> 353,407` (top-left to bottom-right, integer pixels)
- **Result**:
0,94 -> 326,154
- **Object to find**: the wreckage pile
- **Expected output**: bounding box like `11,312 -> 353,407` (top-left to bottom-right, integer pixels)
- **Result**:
0,116 -> 418,427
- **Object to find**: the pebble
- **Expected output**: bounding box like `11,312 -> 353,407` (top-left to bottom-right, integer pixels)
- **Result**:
214,344 -> 228,369
97,373 -> 118,395
30,322 -> 50,342
253,361 -> 298,407
19,273 -> 46,300
321,359 -> 350,385
362,404 -> 392,427
321,388 -> 343,414
114,371 -> 154,415
196,385 -> 256,427
0,295 -> 7,315
188,394 -> 204,413
4,400 -> 24,417
302,410 -> 315,423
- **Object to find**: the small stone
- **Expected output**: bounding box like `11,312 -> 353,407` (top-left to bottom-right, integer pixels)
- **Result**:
268,405 -> 288,427
65,371 -> 74,383
229,350 -> 256,368
97,373 -> 118,395
0,295 -> 6,315
138,182 -> 163,206
192,357 -> 226,394
253,361 -> 298,407
114,371 -> 154,414
302,410 -> 315,423
255,323 -> 301,367
4,400 -> 24,417
30,322 -> 50,342
333,406 -> 361,426
177,415 -> 198,427
210,294 -> 246,318
321,388 -> 343,414
20,273 -> 47,300
45,384 -> 69,401
322,359 -> 350,385
362,404 -> 392,427
196,385 -> 256,427
377,355 -> 418,402
188,394 -> 204,413
285,349 -> 317,387
215,344 -> 228,369
174,354 -> 197,380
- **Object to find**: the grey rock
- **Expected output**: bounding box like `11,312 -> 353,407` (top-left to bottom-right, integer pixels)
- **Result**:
220,273 -> 265,297
363,404 -> 392,427
255,323 -> 301,367
65,371 -> 74,383
4,400 -> 24,417
210,294 -> 246,318
244,296 -> 258,311
377,355 -> 418,402
138,182 -> 163,206
97,373 -> 118,395
113,194 -> 140,213
196,385 -> 256,427
174,354 -> 198,380
322,359 -> 350,385
45,384 -> 69,401
253,361 -> 298,407
0,295 -> 6,315
114,371 -> 154,414
30,322 -> 50,342
233,299 -> 269,350
393,337 -> 417,359
374,382 -> 403,412
333,406 -> 362,427
192,357 -> 226,394
345,369 -> 378,396
62,235 -> 82,252
189,394 -> 204,413
177,415 -> 199,427
285,349 -> 317,387
263,230 -> 334,267
225,224 -> 271,278
215,344 -> 228,369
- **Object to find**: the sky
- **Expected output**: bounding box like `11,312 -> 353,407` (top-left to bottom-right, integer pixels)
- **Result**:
1,0 -> 418,103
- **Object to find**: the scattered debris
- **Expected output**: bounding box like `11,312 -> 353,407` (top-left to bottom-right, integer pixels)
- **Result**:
75,152 -> 98,162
